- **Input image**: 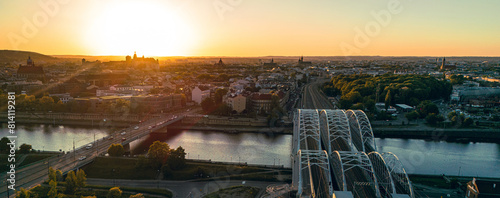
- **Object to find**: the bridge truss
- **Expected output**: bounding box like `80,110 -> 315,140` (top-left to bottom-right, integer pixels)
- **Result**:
319,109 -> 352,153
346,110 -> 377,153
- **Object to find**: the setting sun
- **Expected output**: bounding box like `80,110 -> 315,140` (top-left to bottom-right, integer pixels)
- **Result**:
85,0 -> 196,56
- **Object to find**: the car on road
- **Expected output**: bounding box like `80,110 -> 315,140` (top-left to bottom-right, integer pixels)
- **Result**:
85,144 -> 92,149
108,136 -> 114,140
78,156 -> 86,161
148,126 -> 152,129
121,132 -> 126,135
134,126 -> 139,130
121,137 -> 126,142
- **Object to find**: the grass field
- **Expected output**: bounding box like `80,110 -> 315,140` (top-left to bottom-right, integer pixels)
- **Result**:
204,185 -> 260,198
18,154 -> 56,167
82,157 -> 158,180
29,184 -> 172,198
83,157 -> 291,182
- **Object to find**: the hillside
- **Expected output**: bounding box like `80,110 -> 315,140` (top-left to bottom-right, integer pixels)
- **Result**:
0,50 -> 58,65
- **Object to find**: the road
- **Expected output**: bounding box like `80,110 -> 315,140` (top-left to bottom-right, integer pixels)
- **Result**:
0,110 -> 197,197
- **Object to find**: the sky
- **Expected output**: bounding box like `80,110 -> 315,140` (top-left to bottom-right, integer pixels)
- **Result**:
1,0 -> 499,57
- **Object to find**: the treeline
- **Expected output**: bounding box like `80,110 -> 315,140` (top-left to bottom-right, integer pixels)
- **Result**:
322,74 -> 452,110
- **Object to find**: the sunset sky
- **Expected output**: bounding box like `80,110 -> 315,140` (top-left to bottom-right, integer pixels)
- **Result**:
1,0 -> 499,57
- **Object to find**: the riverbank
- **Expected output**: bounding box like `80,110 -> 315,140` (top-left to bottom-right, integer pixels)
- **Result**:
373,127 -> 500,143
168,124 -> 292,134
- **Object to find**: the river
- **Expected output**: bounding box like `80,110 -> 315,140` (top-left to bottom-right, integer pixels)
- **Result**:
1,124 -> 499,178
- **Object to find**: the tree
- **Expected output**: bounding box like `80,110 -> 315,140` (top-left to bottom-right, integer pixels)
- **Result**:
425,113 -> 444,125
130,193 -> 145,198
147,141 -> 171,169
463,117 -> 473,127
107,187 -> 122,198
180,94 -> 187,107
47,180 -> 58,198
39,96 -> 55,111
417,100 -> 439,118
107,144 -> 125,157
405,111 -> 419,123
385,90 -> 392,110
201,97 -> 215,113
167,146 -> 186,170
0,137 -> 10,153
19,144 -> 32,154
15,187 -> 30,198
49,167 -> 57,182
76,169 -> 87,188
56,169 -> 63,181
64,170 -> 77,194
214,89 -> 228,104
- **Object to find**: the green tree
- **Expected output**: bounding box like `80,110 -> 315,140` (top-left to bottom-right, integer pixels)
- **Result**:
214,89 -> 228,104
107,187 -> 122,198
56,169 -> 63,181
425,113 -> 444,125
15,187 -> 30,198
201,97 -> 215,113
49,167 -> 57,182
463,118 -> 473,127
130,193 -> 145,198
107,144 -> 125,157
384,89 -> 392,110
166,146 -> 186,170
0,137 -> 10,153
417,100 -> 439,118
64,170 -> 77,194
39,96 -> 55,111
47,180 -> 58,198
19,144 -> 32,154
76,169 -> 87,188
147,141 -> 171,169
405,111 -> 419,123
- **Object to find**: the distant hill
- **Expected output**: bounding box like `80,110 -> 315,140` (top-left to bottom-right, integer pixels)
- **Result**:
0,50 -> 58,65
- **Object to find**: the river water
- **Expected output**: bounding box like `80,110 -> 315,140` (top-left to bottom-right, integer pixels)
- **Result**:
1,124 -> 499,178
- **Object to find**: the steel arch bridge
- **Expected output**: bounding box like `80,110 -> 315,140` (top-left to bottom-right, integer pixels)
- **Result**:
346,110 -> 377,153
381,152 -> 415,198
291,109 -> 414,198
330,151 -> 382,198
294,149 -> 334,198
319,109 -> 352,153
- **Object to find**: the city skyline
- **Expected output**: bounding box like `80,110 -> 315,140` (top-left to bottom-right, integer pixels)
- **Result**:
1,0 -> 500,57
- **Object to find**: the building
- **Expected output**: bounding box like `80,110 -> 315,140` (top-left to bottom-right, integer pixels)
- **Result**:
263,58 -> 277,67
298,56 -> 312,65
17,57 -> 46,82
227,94 -> 247,113
192,86 -> 211,104
440,57 -> 457,71
466,178 -> 500,198
250,90 -> 287,114
214,58 -> 225,67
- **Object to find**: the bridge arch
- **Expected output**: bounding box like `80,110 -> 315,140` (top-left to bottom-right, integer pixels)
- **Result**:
320,109 -> 352,153
381,152 -> 415,198
329,151 -> 382,198
346,110 -> 377,153
294,109 -> 321,151
368,152 -> 396,197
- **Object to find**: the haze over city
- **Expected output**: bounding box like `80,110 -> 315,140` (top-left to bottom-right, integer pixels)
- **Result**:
1,0 -> 500,57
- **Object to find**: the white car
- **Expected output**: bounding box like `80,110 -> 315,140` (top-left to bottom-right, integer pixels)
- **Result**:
121,132 -> 127,135
85,144 -> 92,149
134,126 -> 139,130
78,156 -> 86,161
